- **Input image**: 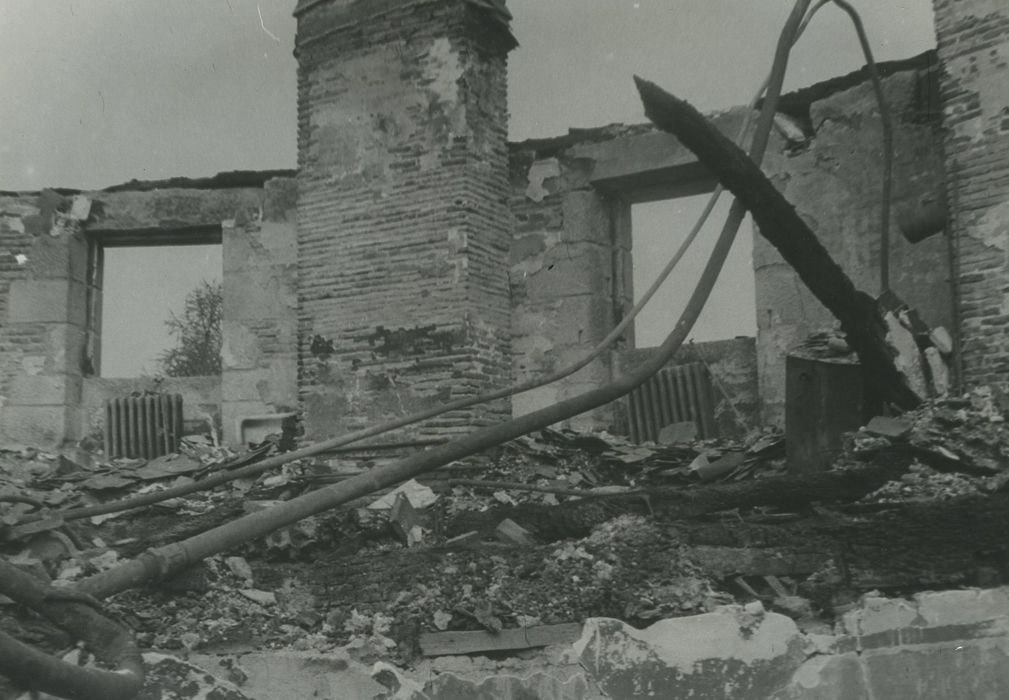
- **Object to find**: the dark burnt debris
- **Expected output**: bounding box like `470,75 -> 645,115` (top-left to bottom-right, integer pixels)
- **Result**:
2,386 -> 1008,665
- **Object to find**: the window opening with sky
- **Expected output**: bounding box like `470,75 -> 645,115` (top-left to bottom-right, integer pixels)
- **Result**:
631,194 -> 756,348
99,243 -> 223,378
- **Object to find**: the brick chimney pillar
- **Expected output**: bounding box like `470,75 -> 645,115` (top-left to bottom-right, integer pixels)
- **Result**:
294,0 -> 516,440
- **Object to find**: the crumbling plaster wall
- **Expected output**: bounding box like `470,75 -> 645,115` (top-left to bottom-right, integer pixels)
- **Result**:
293,0 -> 514,442
933,0 -> 1009,390
220,178 -> 299,445
507,133 -> 632,431
755,59 -> 950,424
507,57 -> 948,429
0,180 -> 299,448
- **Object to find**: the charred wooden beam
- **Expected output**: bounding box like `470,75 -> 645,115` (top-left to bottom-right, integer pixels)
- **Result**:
445,462 -> 912,542
634,77 -> 921,410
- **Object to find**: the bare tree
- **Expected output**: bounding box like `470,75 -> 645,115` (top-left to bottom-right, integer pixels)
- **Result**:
159,280 -> 222,377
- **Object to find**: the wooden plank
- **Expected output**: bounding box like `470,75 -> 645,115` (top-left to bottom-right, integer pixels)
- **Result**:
419,622 -> 582,657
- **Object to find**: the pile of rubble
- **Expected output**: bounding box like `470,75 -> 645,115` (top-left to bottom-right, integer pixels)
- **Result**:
2,386 -> 1008,666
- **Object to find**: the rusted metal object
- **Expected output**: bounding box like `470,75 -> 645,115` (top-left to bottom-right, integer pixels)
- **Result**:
785,355 -> 868,473
627,363 -> 716,443
104,394 -> 183,459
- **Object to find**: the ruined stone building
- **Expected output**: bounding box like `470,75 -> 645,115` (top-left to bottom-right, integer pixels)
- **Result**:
0,0 -> 1006,450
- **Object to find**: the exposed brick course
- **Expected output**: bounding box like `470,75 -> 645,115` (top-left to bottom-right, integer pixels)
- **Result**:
934,0 -> 1009,389
294,0 -> 514,440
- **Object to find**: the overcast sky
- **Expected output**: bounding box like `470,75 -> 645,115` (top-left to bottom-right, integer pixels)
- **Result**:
0,1 -> 937,371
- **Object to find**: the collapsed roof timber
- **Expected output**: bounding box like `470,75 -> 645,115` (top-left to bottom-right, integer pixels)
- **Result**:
1,0 -> 1009,698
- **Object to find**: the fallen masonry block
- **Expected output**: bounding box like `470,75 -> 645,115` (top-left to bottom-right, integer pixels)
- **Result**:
687,453 -> 709,475
883,312 -> 928,400
898,308 -> 931,340
930,327 -> 953,355
419,622 -> 582,657
658,421 -> 698,444
495,518 -> 534,545
390,493 -> 423,547
924,347 -> 950,397
693,452 -> 746,482
865,415 -> 913,440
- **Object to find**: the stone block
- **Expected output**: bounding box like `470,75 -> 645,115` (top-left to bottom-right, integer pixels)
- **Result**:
0,405 -> 69,447
514,295 -> 612,351
577,612 -> 808,700
562,190 -> 612,245
864,416 -> 913,440
526,244 -> 610,301
224,272 -> 297,321
772,653 -> 869,700
47,324 -> 88,378
914,588 -> 1009,628
93,188 -> 264,232
860,641 -> 1009,700
495,518 -> 534,545
7,374 -> 79,406
26,232 -> 88,282
7,280 -> 71,323
188,651 -> 384,700
839,595 -> 920,637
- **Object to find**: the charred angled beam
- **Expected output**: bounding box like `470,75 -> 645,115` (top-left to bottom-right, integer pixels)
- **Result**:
634,77 -> 920,410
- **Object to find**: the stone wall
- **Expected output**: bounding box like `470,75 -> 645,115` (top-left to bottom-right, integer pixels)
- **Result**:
506,55 -> 947,429
933,0 -> 1009,390
221,178 -> 299,445
293,0 -> 515,442
0,191 -> 90,446
0,177 -> 299,449
508,134 -> 628,431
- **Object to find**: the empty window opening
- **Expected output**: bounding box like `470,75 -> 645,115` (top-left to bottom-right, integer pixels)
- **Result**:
99,244 -> 223,378
631,193 -> 756,348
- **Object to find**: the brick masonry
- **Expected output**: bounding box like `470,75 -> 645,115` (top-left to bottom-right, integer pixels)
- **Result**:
932,0 -> 1009,389
294,0 -> 515,441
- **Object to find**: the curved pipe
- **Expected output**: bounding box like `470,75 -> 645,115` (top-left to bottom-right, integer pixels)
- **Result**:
0,560 -> 144,700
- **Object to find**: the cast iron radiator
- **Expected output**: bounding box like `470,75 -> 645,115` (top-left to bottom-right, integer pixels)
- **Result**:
626,362 -> 717,443
103,394 -> 183,459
